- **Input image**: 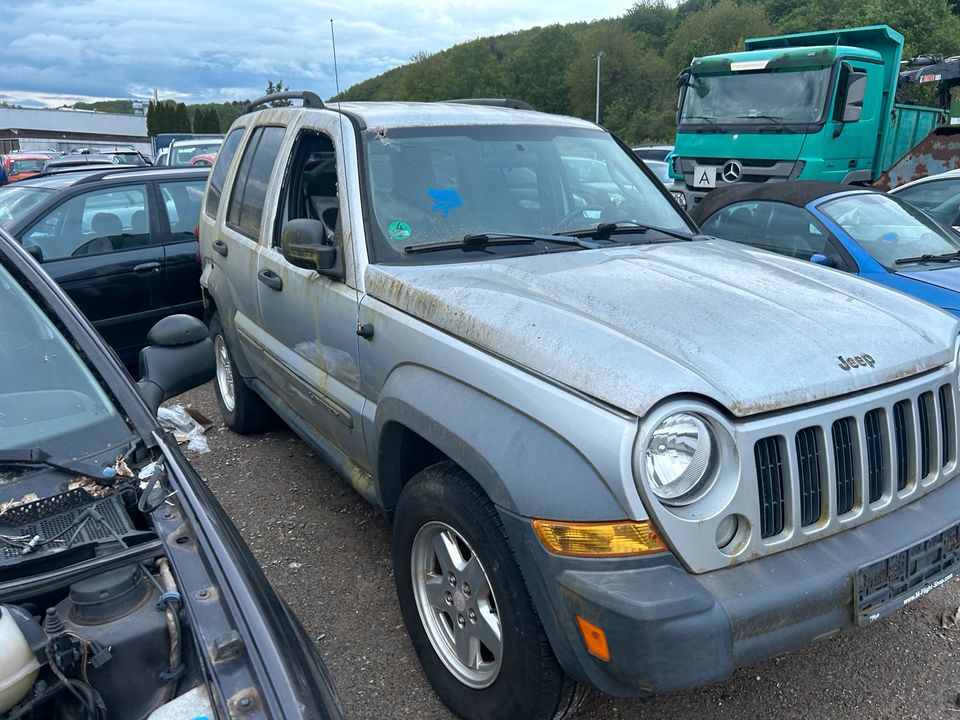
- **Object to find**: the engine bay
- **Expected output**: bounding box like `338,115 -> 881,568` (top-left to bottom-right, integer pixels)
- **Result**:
0,458 -> 212,720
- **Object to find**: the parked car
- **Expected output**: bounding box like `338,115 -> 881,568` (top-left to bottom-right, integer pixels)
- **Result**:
104,148 -> 152,166
890,168 -> 960,233
0,154 -> 52,185
0,166 -> 208,365
632,144 -> 673,162
190,152 -> 218,167
690,181 -> 960,316
200,93 -> 960,720
167,138 -> 224,167
641,158 -> 671,184
0,228 -> 344,720
41,155 -> 120,175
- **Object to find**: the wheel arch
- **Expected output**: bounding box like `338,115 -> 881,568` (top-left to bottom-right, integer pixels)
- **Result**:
373,365 -> 626,520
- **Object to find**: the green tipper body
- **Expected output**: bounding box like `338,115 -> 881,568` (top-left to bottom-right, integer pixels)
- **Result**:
672,25 -> 948,207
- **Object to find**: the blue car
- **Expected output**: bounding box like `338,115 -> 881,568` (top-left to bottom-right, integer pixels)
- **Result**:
690,180 -> 960,316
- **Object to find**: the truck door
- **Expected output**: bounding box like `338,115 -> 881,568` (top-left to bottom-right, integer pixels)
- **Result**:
255,124 -> 367,466
821,61 -> 881,183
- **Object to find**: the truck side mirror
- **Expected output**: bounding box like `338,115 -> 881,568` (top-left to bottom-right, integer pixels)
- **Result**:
280,218 -> 343,280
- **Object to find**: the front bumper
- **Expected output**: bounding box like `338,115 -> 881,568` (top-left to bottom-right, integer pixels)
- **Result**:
501,475 -> 960,697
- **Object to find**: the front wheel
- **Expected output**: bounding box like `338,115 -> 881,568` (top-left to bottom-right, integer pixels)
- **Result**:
393,462 -> 583,720
209,312 -> 274,433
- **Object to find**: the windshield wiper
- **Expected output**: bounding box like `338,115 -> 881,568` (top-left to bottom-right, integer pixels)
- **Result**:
556,221 -> 694,243
736,114 -> 796,133
0,448 -> 101,478
403,232 -> 596,255
686,115 -> 717,125
894,251 -> 960,265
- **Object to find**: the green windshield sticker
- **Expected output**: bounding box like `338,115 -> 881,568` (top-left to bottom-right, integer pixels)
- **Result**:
387,220 -> 412,240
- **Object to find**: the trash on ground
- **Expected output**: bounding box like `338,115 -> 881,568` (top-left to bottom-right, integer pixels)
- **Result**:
158,404 -> 210,453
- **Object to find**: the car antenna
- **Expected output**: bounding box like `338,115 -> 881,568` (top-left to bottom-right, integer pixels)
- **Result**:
330,19 -> 348,153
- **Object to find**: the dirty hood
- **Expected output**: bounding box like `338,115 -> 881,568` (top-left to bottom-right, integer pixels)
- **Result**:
365,240 -> 959,417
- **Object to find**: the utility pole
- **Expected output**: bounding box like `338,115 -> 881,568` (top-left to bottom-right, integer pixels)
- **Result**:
593,50 -> 605,125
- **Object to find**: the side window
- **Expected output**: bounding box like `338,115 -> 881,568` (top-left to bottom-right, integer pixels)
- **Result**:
896,180 -> 960,227
21,185 -> 151,260
276,129 -> 339,249
159,180 -> 207,242
204,127 -> 245,219
702,201 -> 849,269
226,126 -> 286,239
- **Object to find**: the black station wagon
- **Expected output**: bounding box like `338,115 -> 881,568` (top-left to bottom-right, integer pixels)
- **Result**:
0,167 -> 208,366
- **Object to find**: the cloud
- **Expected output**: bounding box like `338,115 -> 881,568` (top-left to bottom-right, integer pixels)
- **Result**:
0,0 -> 631,105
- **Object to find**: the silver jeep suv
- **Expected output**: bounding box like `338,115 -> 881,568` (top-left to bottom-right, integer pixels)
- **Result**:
199,92 -> 960,720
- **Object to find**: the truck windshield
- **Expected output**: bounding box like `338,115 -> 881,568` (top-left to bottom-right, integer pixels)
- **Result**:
680,67 -> 832,127
362,125 -> 689,261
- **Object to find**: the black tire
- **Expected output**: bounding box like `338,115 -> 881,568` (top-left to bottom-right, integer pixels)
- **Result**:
393,461 -> 584,720
208,311 -> 274,433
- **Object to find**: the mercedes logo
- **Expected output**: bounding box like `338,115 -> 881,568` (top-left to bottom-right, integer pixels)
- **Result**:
721,160 -> 743,183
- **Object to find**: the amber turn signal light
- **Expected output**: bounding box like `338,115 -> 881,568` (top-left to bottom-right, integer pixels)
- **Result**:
532,519 -> 666,557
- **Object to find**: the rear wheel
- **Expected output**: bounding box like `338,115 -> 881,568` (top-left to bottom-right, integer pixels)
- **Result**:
393,461 -> 584,720
209,312 -> 274,433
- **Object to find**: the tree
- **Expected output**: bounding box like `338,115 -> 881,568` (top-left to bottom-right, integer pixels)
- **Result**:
622,0 -> 677,51
146,100 -> 158,137
665,0 -> 773,69
175,103 -> 191,132
507,25 -> 580,114
266,80 -> 292,106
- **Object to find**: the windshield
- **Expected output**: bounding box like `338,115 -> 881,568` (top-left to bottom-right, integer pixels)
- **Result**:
362,125 -> 688,261
0,186 -> 52,229
0,260 -> 130,454
680,67 -> 832,126
818,193 -> 960,268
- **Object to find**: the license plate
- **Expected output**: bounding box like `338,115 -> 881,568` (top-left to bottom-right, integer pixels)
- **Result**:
855,522 -> 960,625
692,165 -> 716,189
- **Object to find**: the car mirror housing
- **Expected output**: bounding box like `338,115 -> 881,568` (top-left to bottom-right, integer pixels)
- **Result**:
137,315 -> 215,415
281,218 -> 343,280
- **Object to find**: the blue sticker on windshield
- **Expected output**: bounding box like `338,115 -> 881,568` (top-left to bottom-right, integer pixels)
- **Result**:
428,188 -> 463,216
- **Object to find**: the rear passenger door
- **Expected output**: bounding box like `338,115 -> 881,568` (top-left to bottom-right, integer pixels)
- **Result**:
17,183 -> 167,364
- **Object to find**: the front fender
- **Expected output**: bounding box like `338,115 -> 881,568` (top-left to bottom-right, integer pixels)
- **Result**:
373,364 -> 628,521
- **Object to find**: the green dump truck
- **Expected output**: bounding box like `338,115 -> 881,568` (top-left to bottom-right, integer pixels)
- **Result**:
670,25 -> 960,209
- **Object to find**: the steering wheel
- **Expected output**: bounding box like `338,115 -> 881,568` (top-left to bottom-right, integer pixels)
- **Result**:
556,207 -> 604,232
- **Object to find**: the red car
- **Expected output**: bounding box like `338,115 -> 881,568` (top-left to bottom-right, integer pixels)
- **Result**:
189,151 -> 218,167
1,153 -> 53,185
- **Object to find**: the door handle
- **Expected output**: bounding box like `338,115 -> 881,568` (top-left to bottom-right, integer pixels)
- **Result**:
258,268 -> 283,291
212,240 -> 228,257
133,261 -> 161,275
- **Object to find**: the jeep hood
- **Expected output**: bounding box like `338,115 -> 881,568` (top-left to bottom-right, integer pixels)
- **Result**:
365,240 -> 959,417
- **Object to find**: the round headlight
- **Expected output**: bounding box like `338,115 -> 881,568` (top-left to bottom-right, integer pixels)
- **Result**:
644,412 -> 716,504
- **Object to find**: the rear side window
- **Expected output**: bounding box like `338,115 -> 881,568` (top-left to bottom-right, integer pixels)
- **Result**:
160,180 -> 207,242
204,128 -> 245,219
226,126 -> 286,239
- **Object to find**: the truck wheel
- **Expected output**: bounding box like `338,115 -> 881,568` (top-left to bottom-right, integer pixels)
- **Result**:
209,312 -> 274,433
393,461 -> 584,720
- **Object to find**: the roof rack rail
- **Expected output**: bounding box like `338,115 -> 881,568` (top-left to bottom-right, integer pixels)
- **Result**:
443,98 -> 536,111
245,91 -> 325,114
72,165 -> 208,185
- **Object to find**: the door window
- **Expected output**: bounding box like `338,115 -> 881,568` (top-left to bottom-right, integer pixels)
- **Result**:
226,125 -> 286,239
701,200 -> 851,269
159,180 -> 207,242
276,129 -> 339,249
204,127 -> 245,218
21,185 -> 151,260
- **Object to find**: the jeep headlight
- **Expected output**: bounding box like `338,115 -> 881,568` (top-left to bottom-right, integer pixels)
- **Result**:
644,413 -> 717,504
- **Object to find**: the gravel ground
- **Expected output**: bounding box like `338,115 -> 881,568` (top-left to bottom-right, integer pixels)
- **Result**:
175,382 -> 960,720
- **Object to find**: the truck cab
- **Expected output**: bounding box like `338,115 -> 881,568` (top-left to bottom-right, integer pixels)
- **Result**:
672,25 -> 947,209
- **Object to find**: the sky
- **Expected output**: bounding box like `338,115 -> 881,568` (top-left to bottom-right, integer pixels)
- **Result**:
0,0 -> 633,108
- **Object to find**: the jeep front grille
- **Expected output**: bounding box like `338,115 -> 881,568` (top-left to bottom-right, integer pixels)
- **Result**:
754,383 -> 955,540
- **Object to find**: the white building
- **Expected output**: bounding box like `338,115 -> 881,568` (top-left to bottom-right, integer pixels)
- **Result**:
0,106 -> 150,155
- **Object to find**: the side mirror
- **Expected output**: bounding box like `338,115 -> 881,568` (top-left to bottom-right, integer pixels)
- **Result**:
280,218 -> 343,280
24,244 -> 43,263
810,253 -> 832,267
136,315 -> 215,415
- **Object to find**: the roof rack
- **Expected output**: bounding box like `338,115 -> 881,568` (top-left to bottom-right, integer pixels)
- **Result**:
72,165 -> 209,184
245,91 -> 325,114
443,98 -> 536,111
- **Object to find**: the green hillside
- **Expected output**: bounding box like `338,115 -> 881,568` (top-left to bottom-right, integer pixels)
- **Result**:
336,0 -> 960,144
